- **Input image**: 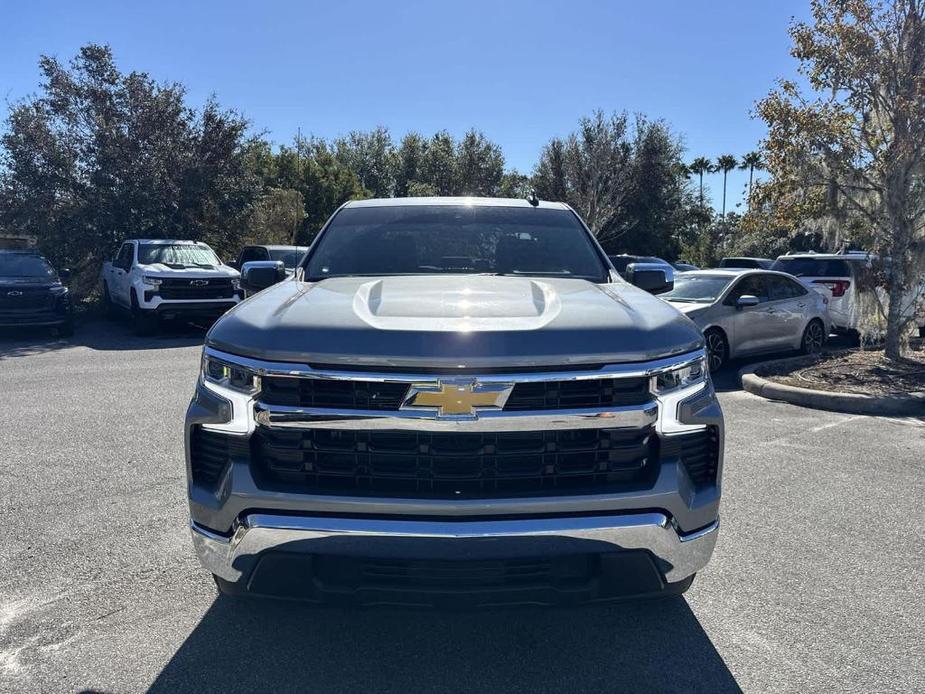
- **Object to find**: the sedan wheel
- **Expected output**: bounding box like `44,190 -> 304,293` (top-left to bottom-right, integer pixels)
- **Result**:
704,330 -> 728,372
801,320 -> 826,355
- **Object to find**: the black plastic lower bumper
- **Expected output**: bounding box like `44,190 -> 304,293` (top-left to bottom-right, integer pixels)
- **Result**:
216,548 -> 693,607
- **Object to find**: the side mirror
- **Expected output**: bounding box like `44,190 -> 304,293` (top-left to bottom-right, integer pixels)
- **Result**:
58,268 -> 71,281
240,260 -> 286,294
227,259 -> 239,270
626,263 -> 673,295
736,294 -> 760,309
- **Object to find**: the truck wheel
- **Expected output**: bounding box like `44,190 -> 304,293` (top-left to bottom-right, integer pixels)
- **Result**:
102,283 -> 119,319
704,329 -> 728,372
56,320 -> 75,338
131,292 -> 158,336
800,319 -> 826,355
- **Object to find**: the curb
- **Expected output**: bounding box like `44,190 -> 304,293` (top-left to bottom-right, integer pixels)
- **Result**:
739,357 -> 925,416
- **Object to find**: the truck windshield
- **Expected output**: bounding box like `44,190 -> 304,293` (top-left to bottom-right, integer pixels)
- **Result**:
0,253 -> 56,278
661,274 -> 733,303
268,248 -> 307,268
304,205 -> 608,282
138,244 -> 221,268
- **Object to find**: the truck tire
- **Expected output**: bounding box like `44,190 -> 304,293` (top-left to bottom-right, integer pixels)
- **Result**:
56,320 -> 75,338
131,291 -> 158,336
102,283 -> 119,320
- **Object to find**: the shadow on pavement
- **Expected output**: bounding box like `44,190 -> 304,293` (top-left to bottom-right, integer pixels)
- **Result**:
146,596 -> 741,694
0,318 -> 208,360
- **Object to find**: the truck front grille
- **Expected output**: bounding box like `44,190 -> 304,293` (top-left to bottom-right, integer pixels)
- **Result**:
0,287 -> 52,310
258,376 -> 652,411
251,427 -> 658,498
158,278 -> 236,300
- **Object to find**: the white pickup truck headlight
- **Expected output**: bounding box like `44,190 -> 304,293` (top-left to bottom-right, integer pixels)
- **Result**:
652,356 -> 706,394
201,354 -> 259,395
142,275 -> 162,286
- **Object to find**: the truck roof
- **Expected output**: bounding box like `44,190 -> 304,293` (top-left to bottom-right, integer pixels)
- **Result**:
343,197 -> 570,210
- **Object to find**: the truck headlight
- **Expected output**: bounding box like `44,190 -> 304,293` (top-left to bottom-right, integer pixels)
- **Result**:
653,357 -> 706,394
142,276 -> 162,286
49,285 -> 69,295
231,278 -> 240,290
201,354 -> 259,395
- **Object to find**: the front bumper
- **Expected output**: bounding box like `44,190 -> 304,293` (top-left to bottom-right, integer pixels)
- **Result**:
149,300 -> 239,318
192,512 -> 718,604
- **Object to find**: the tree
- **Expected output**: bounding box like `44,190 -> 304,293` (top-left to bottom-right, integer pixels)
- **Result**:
420,131 -> 458,195
688,156 -> 714,208
333,127 -> 396,198
243,187 -> 304,246
456,129 -> 504,196
739,151 -> 764,208
715,154 -> 738,216
272,137 -> 367,242
394,132 -> 426,197
756,0 -> 925,359
532,111 -> 632,234
0,44 -> 261,277
532,111 -> 698,258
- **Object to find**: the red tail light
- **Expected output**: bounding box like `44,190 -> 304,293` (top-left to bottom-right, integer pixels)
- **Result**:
813,279 -> 850,297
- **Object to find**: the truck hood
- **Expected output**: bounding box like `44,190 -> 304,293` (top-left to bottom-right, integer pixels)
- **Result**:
207,275 -> 703,368
139,263 -> 239,279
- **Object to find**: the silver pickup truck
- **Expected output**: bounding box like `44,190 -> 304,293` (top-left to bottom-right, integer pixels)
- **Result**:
185,197 -> 723,607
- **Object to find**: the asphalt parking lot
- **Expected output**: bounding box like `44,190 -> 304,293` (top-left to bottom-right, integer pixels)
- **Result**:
1,320 -> 923,694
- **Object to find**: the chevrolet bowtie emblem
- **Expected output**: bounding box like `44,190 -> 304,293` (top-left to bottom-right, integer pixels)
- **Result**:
402,380 -> 514,417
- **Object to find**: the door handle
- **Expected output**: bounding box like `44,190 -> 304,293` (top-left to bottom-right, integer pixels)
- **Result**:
765,307 -> 776,313
797,302 -> 806,308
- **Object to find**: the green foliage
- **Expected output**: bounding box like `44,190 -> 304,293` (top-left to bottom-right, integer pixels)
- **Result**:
0,44 -> 261,271
242,187 -> 304,248
533,111 -> 699,260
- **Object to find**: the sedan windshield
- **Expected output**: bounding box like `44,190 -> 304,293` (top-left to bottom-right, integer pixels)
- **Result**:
304,205 -> 608,282
138,243 -> 221,268
661,274 -> 733,303
0,253 -> 56,278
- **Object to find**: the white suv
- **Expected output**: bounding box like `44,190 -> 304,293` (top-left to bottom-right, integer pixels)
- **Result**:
771,251 -> 923,335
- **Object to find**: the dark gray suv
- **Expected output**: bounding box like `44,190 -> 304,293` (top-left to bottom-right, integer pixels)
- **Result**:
185,197 -> 723,606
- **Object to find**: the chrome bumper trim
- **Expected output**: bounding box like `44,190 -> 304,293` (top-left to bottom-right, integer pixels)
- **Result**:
205,346 -> 706,383
191,513 -> 719,585
254,402 -> 658,432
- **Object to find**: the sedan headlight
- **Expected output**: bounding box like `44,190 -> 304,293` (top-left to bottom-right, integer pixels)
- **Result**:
201,354 -> 260,394
652,356 -> 706,394
142,275 -> 162,286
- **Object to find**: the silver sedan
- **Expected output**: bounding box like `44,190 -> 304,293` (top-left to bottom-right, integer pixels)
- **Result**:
661,269 -> 831,371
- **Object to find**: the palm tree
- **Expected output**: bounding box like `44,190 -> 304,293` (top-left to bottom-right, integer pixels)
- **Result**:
688,157 -> 713,208
715,154 -> 738,216
738,151 -> 764,208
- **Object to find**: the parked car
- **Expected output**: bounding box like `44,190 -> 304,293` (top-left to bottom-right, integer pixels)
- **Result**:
671,261 -> 700,272
0,250 -> 73,336
661,269 -> 831,371
718,257 -> 774,270
100,239 -> 241,335
232,245 -> 308,275
187,196 -> 723,605
608,254 -> 675,294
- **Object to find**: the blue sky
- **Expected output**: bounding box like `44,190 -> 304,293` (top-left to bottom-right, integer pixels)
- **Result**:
1,0 -> 809,212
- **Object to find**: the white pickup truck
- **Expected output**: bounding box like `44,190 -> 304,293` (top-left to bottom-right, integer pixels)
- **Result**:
101,239 -> 241,334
